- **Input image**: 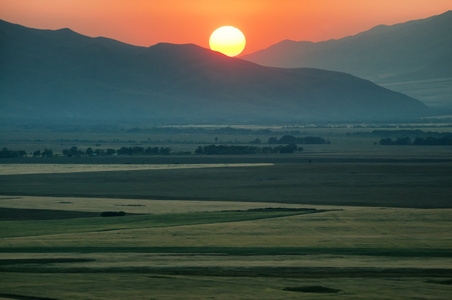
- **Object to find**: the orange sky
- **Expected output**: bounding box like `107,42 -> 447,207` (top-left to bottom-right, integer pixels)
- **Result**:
1,0 -> 451,55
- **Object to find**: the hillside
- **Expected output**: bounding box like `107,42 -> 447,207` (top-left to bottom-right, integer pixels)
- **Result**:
242,11 -> 452,109
0,20 -> 428,125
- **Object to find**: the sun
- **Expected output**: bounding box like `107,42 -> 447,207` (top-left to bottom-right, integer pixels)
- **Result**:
209,26 -> 246,57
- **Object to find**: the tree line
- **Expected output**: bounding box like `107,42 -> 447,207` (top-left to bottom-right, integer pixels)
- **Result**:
0,146 -> 172,158
194,144 -> 303,155
268,135 -> 330,144
379,136 -> 452,145
2,136 -> 326,158
0,148 -> 27,158
372,130 -> 452,138
62,146 -> 172,157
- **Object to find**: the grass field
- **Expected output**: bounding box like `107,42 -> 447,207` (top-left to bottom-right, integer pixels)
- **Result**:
1,126 -> 452,299
2,273 -> 451,300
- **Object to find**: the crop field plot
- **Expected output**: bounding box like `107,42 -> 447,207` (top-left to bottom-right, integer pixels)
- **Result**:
1,273 -> 452,300
0,196 -> 303,215
0,190 -> 452,298
0,163 -> 273,175
1,162 -> 452,208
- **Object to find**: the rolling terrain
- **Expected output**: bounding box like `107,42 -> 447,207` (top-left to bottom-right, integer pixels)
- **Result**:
0,19 -> 428,124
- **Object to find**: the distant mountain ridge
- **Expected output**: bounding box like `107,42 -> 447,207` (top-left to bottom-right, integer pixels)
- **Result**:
242,11 -> 452,83
0,19 -> 428,124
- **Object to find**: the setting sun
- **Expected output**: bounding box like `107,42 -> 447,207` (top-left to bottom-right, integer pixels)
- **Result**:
209,26 -> 246,57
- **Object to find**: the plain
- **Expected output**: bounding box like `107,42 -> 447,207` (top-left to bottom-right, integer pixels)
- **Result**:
1,124 -> 451,299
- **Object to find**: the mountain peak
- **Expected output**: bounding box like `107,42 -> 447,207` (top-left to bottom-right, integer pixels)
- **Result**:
56,27 -> 74,33
150,42 -> 211,54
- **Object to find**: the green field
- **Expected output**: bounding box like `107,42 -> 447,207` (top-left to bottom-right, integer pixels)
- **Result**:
1,125 -> 452,299
0,201 -> 451,299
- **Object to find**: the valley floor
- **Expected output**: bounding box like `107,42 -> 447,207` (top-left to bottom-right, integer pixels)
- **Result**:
1,126 -> 451,299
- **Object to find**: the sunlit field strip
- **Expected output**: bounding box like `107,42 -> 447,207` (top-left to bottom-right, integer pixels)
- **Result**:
0,163 -> 273,175
0,196 -> 315,214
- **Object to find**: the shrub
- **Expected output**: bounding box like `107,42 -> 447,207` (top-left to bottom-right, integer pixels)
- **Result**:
283,286 -> 341,293
100,211 -> 126,217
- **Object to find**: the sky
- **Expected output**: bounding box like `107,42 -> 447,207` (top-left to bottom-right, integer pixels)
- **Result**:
1,0 -> 451,55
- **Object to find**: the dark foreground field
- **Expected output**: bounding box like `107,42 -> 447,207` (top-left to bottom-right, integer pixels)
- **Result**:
1,158 -> 451,208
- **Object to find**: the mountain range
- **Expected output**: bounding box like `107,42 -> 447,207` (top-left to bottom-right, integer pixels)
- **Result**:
242,11 -> 452,109
0,19 -> 428,125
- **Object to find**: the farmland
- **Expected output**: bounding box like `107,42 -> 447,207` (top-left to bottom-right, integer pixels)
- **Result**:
1,125 -> 452,299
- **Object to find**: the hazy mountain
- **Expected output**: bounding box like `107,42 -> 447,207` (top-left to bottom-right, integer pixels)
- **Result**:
242,11 -> 452,82
0,20 -> 428,125
241,11 -> 452,109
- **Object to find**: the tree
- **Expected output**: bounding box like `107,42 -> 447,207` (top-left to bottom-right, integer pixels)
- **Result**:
15,150 -> 26,157
379,138 -> 394,145
279,144 -> 298,153
394,137 -> 411,145
268,137 -> 278,144
105,148 -> 116,155
195,146 -> 204,154
85,147 -> 94,156
278,135 -> 298,144
0,148 -> 26,158
303,136 -> 328,144
41,149 -> 53,157
159,147 -> 171,155
145,147 -> 159,155
67,146 -> 84,157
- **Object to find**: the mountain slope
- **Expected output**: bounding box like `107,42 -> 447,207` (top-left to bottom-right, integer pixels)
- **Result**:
242,11 -> 452,83
0,20 -> 428,124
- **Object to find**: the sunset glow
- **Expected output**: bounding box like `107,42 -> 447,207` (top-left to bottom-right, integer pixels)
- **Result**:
209,26 -> 246,57
0,0 -> 450,54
